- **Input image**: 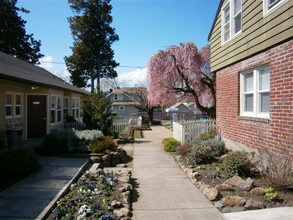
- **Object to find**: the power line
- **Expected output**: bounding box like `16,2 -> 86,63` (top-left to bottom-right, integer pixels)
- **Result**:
40,61 -> 145,68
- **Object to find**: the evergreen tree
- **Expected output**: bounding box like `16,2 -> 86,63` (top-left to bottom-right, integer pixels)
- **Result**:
65,0 -> 119,92
0,0 -> 44,64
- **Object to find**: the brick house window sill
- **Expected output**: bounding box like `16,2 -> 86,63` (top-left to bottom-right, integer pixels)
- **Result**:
237,116 -> 271,123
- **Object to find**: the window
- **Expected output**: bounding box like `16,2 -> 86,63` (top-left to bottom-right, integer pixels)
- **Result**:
240,66 -> 270,117
63,97 -> 69,118
51,95 -> 62,124
119,106 -> 125,111
5,92 -> 22,118
114,94 -> 122,101
264,0 -> 288,15
222,0 -> 242,44
72,98 -> 80,119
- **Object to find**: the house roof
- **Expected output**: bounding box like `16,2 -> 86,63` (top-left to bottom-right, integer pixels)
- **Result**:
112,101 -> 140,106
112,87 -> 146,94
0,51 -> 89,95
208,0 -> 224,41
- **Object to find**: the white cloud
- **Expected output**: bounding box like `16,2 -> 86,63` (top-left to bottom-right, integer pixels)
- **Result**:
38,56 -> 55,70
117,68 -> 148,87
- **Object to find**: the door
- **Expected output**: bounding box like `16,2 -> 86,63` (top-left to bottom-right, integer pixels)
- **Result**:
27,95 -> 47,138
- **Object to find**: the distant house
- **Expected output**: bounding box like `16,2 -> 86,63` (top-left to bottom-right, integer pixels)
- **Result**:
0,51 -> 89,144
107,87 -> 143,118
208,0 -> 293,155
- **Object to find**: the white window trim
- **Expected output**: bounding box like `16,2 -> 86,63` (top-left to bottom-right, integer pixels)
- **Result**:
240,66 -> 270,118
119,106 -> 125,111
221,0 -> 243,45
114,94 -> 122,101
63,97 -> 69,118
50,95 -> 63,124
263,0 -> 289,17
72,97 -> 80,120
5,92 -> 23,118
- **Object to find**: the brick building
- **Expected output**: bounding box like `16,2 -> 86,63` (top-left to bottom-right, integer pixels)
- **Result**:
208,0 -> 292,156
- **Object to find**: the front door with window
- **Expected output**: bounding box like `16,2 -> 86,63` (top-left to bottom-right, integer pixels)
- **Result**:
27,95 -> 47,138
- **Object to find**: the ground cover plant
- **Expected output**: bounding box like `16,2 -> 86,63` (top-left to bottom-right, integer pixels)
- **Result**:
48,169 -> 131,220
172,130 -> 293,212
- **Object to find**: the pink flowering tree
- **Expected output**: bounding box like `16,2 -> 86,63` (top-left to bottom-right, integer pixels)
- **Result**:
147,42 -> 216,118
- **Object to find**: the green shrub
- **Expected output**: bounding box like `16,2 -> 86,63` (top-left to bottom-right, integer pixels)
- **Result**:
37,129 -> 103,155
187,145 -> 213,166
0,147 -> 39,179
162,138 -> 181,152
162,137 -> 174,146
222,151 -> 252,178
200,139 -> 225,157
90,136 -> 115,153
264,187 -> 279,201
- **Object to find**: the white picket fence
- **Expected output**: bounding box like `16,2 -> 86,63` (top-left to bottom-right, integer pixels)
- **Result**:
173,119 -> 217,145
113,116 -> 142,136
64,122 -> 85,130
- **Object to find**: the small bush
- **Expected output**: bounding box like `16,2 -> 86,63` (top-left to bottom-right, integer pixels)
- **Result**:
176,143 -> 190,156
162,138 -> 181,152
187,145 -> 213,166
199,139 -> 225,157
222,151 -> 252,178
90,136 -> 115,153
0,147 -> 39,179
264,187 -> 279,201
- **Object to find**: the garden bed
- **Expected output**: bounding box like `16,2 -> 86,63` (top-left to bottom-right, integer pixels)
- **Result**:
174,153 -> 293,213
47,168 -> 133,220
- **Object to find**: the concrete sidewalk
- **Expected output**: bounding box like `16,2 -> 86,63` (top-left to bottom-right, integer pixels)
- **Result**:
131,126 -> 225,220
0,157 -> 88,220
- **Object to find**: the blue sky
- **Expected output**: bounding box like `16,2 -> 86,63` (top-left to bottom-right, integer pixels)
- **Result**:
17,0 -> 219,87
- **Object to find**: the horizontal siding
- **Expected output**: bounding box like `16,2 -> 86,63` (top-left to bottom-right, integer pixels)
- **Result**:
210,0 -> 293,72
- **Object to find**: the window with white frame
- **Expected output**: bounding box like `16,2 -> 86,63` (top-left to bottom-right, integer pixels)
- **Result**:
119,106 -> 125,111
5,92 -> 22,118
63,97 -> 69,118
222,0 -> 242,44
51,95 -> 63,124
72,98 -> 80,119
240,66 -> 270,117
263,0 -> 288,15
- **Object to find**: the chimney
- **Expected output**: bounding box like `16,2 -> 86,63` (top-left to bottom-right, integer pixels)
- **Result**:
109,88 -> 113,93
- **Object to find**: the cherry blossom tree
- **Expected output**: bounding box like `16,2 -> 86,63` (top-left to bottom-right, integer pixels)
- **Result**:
147,42 -> 215,118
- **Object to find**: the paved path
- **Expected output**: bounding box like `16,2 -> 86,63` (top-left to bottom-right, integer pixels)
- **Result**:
0,157 -> 88,220
131,126 -> 225,220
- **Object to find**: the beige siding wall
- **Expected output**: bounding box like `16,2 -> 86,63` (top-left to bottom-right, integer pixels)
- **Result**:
210,0 -> 293,72
0,79 -> 87,144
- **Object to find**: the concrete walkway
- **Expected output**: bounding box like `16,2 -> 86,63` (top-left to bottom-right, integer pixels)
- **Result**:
131,126 -> 225,220
0,157 -> 88,220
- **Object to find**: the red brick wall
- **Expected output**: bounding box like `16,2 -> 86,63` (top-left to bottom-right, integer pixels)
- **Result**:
216,39 -> 293,157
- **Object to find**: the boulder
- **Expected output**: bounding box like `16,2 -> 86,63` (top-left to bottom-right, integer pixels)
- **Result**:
90,156 -> 101,163
245,198 -> 264,209
117,163 -> 127,168
239,178 -> 254,191
222,196 -> 246,207
121,156 -> 129,163
102,154 -> 111,161
225,176 -> 245,187
202,186 -> 222,201
111,158 -> 121,166
119,183 -> 132,192
215,183 -> 234,192
121,191 -> 131,204
222,206 -> 245,213
118,175 -> 131,183
111,200 -> 123,208
214,201 -> 224,208
250,187 -> 266,196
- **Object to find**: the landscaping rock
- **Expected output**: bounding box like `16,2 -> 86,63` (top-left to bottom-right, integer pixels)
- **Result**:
225,176 -> 245,187
90,156 -> 101,163
195,181 -> 206,189
245,198 -> 264,209
111,158 -> 121,166
118,176 -> 131,183
222,206 -> 245,213
250,187 -> 266,196
214,201 -> 224,208
121,156 -> 129,163
215,183 -> 234,192
240,177 -> 254,191
121,191 -> 131,205
222,196 -> 246,207
119,183 -> 132,192
111,151 -> 120,159
111,200 -> 123,208
117,163 -> 127,168
202,186 -> 222,201
102,154 -> 111,161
